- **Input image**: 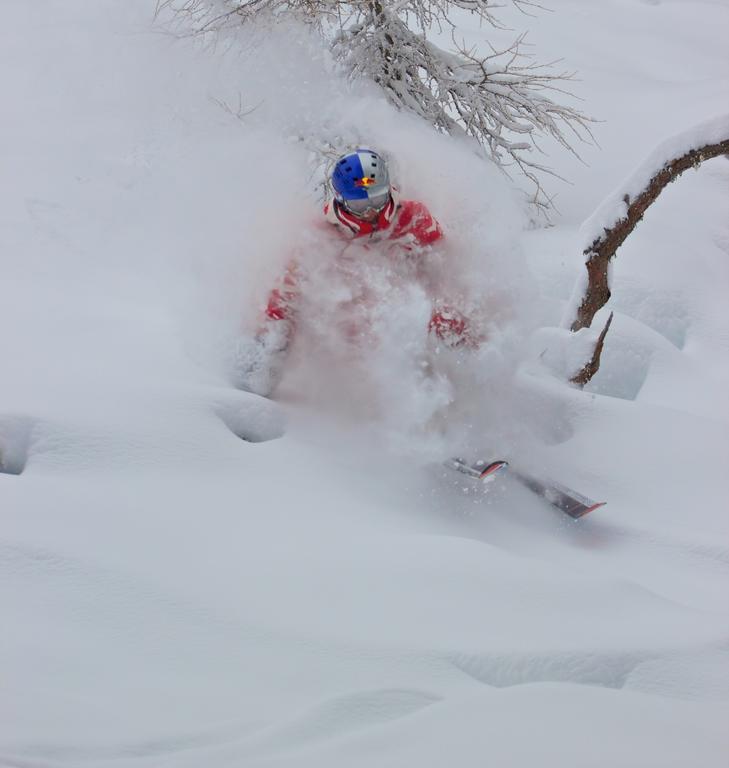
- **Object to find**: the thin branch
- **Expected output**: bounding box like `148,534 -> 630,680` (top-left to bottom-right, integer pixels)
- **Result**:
163,0 -> 594,211
210,93 -> 263,120
570,311 -> 613,387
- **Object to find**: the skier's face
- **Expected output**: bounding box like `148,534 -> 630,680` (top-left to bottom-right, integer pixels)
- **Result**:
342,190 -> 391,222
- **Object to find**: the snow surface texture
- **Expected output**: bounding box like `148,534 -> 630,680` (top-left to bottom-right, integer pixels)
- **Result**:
2,1 -> 728,766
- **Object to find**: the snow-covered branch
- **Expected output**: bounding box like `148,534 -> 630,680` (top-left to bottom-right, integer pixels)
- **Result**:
159,0 -> 592,210
567,114 -> 729,332
335,5 -> 591,210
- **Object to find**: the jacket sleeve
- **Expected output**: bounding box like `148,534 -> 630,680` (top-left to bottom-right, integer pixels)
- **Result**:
235,261 -> 300,397
391,200 -> 443,247
257,259 -> 301,359
264,260 -> 300,323
394,205 -> 480,349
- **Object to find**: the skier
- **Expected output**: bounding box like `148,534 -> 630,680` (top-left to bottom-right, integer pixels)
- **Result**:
236,148 -> 478,397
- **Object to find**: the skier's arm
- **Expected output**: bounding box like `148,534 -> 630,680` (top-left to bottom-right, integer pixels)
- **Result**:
234,261 -> 300,397
400,203 -> 478,349
262,260 -> 300,326
393,200 -> 443,248
257,258 -> 300,359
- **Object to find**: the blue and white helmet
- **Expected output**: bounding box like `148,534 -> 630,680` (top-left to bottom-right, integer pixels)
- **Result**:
330,149 -> 391,216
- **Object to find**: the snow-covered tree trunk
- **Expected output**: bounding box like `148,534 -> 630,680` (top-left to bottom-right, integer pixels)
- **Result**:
567,115 -> 729,333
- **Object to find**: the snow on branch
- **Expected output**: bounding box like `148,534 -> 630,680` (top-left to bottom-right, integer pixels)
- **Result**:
335,3 -> 592,210
158,0 -> 592,211
567,114 -> 729,332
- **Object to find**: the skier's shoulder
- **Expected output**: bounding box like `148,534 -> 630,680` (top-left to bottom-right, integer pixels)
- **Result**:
393,198 -> 442,244
397,199 -> 432,217
317,201 -> 346,236
321,200 -> 337,227
322,199 -> 355,234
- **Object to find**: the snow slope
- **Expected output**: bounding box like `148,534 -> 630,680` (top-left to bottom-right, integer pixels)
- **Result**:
1,1 -> 728,766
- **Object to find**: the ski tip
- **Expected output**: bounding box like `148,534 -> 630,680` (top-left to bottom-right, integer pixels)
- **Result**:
570,501 -> 607,519
586,501 -> 607,514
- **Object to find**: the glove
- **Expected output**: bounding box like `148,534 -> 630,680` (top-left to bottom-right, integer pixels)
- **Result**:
232,322 -> 291,397
429,306 -> 475,349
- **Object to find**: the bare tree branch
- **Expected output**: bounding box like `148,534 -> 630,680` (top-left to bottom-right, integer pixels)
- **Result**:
209,93 -> 262,120
160,0 -> 593,211
570,311 -> 613,387
334,2 -> 593,211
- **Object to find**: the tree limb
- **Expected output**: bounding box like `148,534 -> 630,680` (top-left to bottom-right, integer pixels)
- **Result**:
162,0 -> 593,212
571,128 -> 729,332
570,311 -> 613,387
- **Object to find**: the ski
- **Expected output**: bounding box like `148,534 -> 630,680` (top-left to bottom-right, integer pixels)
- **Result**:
446,458 -> 605,519
446,457 -> 509,480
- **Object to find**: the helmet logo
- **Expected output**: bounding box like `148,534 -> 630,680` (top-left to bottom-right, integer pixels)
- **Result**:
354,177 -> 377,187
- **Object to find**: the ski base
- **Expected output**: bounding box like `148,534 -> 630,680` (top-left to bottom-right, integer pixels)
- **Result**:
447,458 -> 605,519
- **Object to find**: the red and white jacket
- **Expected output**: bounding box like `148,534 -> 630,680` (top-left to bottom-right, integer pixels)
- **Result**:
320,194 -> 442,244
262,195 -> 474,348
